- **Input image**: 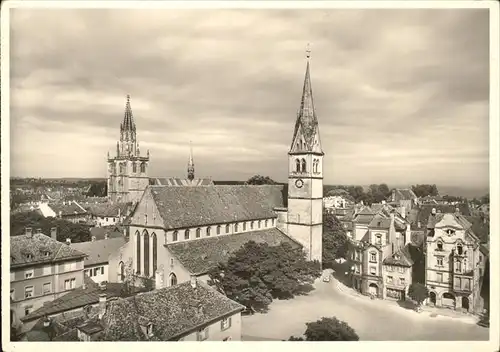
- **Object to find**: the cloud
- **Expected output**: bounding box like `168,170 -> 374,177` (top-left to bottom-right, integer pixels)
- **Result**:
9,8 -> 489,189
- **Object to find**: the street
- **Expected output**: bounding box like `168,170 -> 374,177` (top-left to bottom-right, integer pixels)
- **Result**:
241,277 -> 489,341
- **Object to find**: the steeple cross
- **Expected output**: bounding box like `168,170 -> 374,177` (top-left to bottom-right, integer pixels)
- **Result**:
306,43 -> 311,59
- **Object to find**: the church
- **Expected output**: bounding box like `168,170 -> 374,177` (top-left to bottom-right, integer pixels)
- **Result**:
107,54 -> 325,288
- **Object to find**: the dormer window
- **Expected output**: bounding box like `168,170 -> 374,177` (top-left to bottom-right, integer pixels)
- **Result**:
147,323 -> 153,336
445,229 -> 455,236
44,251 -> 51,257
25,253 -> 33,260
394,254 -> 400,260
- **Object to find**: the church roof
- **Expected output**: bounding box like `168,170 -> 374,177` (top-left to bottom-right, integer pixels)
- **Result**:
290,59 -> 323,154
166,228 -> 301,275
150,177 -> 214,187
148,185 -> 286,230
121,94 -> 136,133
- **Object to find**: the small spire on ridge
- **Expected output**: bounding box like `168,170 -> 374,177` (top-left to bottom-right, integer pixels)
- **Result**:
306,43 -> 311,60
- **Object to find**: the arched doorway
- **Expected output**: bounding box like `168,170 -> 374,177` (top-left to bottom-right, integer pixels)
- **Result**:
169,273 -> 178,287
442,292 -> 456,309
368,283 -> 378,296
429,292 -> 437,305
462,297 -> 470,311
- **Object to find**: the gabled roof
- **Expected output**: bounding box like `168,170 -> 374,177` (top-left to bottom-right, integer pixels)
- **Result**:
86,202 -> 131,217
70,237 -> 126,267
22,276 -> 144,322
49,201 -> 87,216
89,226 -> 124,241
101,281 -> 245,341
10,233 -> 87,269
368,215 -> 391,229
150,177 -> 214,187
392,189 -> 418,201
383,244 -> 415,267
166,228 -> 301,275
147,185 -> 285,230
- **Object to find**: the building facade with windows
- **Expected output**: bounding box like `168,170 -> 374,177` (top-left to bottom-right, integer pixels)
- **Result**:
10,228 -> 86,328
425,209 -> 484,313
71,237 -> 126,284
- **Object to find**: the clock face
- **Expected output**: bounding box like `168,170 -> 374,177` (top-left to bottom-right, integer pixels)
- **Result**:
295,179 -> 304,188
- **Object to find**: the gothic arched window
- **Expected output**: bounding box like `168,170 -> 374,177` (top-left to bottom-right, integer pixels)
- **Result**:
206,227 -> 211,236
295,159 -> 301,173
225,224 -> 230,233
234,223 -> 239,232
140,162 -> 146,173
172,231 -> 178,242
196,228 -> 201,238
118,261 -> 125,282
265,219 -> 269,227
169,273 -> 177,287
135,231 -> 141,274
301,158 -> 307,173
457,243 -> 463,255
184,229 -> 190,240
216,225 -> 221,235
258,220 -> 262,228
143,230 -> 150,277
152,233 -> 157,274
133,162 -> 137,173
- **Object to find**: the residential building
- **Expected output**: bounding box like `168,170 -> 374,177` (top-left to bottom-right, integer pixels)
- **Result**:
20,276 -> 147,339
324,195 -> 348,209
107,95 -> 150,203
26,279 -> 245,341
382,245 -> 414,300
37,200 -> 88,223
10,228 -> 87,328
425,208 -> 484,313
389,188 -> 419,211
71,237 -> 127,284
86,202 -> 133,227
347,205 -> 413,298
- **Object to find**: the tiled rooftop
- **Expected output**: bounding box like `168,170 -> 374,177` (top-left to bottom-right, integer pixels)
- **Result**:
150,177 -> 214,187
89,226 -> 124,241
383,244 -> 414,267
22,276 -> 140,322
167,228 -> 301,275
49,201 -> 87,216
10,233 -> 87,269
149,185 -> 285,230
86,202 -> 132,217
70,237 -> 126,267
101,280 -> 245,341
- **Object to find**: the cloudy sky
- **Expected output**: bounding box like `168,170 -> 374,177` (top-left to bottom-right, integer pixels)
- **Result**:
9,8 -> 490,188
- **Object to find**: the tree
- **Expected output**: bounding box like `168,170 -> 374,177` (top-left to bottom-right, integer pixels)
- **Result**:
142,277 -> 155,292
121,258 -> 137,296
245,175 -> 276,185
480,193 -> 490,205
208,241 -> 321,312
322,212 -> 349,268
408,282 -> 429,308
290,317 -> 359,341
411,184 -> 439,198
10,211 -> 91,243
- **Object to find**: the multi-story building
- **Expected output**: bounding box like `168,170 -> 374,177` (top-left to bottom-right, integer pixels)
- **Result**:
37,200 -> 88,224
425,209 -> 484,313
347,205 -> 413,298
10,228 -> 87,329
25,279 -> 244,341
71,237 -> 127,284
107,95 -> 150,203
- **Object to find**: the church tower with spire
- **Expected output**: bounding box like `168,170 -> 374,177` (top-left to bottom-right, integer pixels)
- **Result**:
287,48 -> 324,264
187,142 -> 195,181
107,95 -> 150,203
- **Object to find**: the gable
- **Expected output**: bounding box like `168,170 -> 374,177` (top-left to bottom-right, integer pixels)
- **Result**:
289,124 -> 306,153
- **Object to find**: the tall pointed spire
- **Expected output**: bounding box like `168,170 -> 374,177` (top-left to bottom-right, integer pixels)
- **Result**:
290,44 -> 321,153
187,141 -> 195,181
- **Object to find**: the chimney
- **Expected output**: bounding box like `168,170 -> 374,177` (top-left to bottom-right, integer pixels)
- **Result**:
26,227 -> 33,238
190,276 -> 197,289
98,293 -> 107,319
66,238 -> 71,245
431,208 -> 437,215
50,227 -> 57,240
155,270 -> 163,290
